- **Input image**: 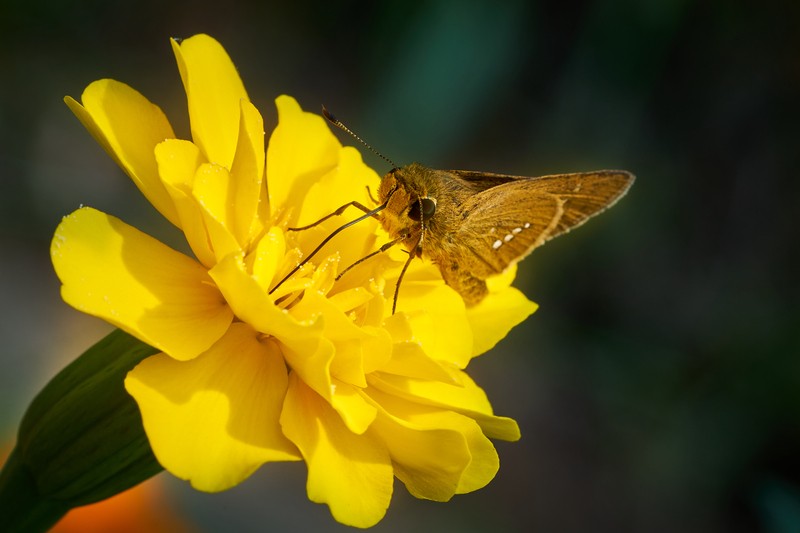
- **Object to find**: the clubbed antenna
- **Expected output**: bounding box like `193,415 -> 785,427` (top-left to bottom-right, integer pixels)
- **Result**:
322,105 -> 397,168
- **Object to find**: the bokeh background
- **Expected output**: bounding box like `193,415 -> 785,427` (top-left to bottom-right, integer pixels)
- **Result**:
2,1 -> 798,531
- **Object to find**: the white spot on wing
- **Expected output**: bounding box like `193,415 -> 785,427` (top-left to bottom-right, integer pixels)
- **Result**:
523,222 -> 531,229
504,234 -> 514,242
512,227 -> 522,234
492,239 -> 503,250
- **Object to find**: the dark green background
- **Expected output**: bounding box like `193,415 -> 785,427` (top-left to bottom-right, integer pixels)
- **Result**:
2,1 -> 798,531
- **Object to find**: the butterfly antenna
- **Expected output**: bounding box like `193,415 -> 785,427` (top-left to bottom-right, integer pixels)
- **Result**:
322,106 -> 397,168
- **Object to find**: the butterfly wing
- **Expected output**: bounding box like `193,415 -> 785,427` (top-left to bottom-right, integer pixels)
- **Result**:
450,170 -> 634,278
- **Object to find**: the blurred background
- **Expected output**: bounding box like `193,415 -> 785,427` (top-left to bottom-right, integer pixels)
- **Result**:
1,0 -> 798,531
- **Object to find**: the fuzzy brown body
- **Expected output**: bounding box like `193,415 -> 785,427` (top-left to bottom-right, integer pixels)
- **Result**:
377,163 -> 635,306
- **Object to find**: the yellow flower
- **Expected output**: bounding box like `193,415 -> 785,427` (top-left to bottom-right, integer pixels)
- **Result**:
52,34 -> 537,528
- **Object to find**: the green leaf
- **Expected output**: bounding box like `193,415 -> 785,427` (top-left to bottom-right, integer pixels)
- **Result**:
1,329 -> 164,532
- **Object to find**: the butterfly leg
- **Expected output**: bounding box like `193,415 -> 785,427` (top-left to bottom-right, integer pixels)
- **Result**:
288,201 -> 379,231
270,201 -> 390,295
393,240 -> 419,314
336,233 -> 408,281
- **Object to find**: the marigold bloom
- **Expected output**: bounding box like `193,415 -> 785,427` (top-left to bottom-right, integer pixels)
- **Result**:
52,34 -> 537,527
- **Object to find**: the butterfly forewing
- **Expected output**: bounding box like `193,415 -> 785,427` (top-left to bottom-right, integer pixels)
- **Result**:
453,170 -> 634,277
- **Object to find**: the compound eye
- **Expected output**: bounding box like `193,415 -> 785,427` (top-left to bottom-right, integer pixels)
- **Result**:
408,197 -> 437,222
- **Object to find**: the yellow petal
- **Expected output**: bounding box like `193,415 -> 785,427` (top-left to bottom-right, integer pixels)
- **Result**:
328,379 -> 378,435
208,252 -> 339,401
172,34 -> 248,169
249,226 -> 286,293
369,372 -> 520,442
193,163 -> 242,261
281,374 -> 393,528
393,266 -> 474,368
208,252 -> 323,354
327,286 -> 374,315
453,425 -> 500,494
125,323 -> 300,492
282,339 -> 337,406
51,207 -> 232,360
65,80 -> 179,226
154,139 -> 216,267
290,290 -> 392,387
467,285 -> 538,356
266,96 -> 340,218
359,326 -> 394,374
379,341 -> 460,384
367,387 -> 499,499
294,145 -> 381,230
382,311 -> 415,342
230,99 -> 268,243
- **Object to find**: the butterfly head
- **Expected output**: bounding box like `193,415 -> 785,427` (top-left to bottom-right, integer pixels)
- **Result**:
378,166 -> 438,247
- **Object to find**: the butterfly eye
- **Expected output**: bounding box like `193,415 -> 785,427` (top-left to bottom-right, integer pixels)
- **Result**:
408,197 -> 436,222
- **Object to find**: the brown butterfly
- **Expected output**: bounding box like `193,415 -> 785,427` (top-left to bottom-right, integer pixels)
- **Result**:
271,109 -> 634,313
376,164 -> 634,308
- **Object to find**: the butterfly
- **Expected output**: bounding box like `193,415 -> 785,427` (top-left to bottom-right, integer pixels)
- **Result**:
375,164 -> 634,307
